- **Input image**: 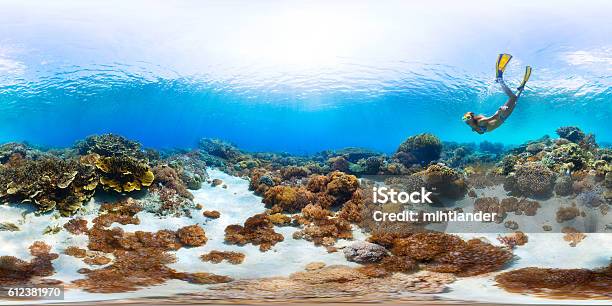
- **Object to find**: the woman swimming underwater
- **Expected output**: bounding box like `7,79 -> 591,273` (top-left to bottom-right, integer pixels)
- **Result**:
463,54 -> 531,134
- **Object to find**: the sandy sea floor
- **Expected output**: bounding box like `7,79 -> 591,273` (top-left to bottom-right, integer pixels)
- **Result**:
1,169 -> 611,305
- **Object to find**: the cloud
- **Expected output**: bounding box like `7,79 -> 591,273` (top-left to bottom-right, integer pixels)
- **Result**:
562,48 -> 612,70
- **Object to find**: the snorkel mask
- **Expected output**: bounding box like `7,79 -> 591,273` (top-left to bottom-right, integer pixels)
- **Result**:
462,112 -> 473,122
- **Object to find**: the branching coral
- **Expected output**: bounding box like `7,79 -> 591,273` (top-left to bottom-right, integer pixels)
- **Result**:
177,225 -> 208,247
263,186 -> 315,213
0,241 -> 59,286
224,213 -> 284,252
0,157 -> 98,215
497,231 -> 528,249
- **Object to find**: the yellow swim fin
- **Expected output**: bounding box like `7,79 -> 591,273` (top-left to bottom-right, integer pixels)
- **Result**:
495,53 -> 512,79
517,66 -> 532,91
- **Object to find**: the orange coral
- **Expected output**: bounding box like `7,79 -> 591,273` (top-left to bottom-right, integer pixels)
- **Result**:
201,250 -> 245,264
203,210 -> 221,219
263,185 -> 315,213
0,241 -> 59,286
224,213 -> 284,252
495,265 -> 612,299
177,225 -> 207,247
369,232 -> 513,277
63,218 -> 89,235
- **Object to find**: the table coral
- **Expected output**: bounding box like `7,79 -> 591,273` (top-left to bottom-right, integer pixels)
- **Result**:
95,155 -> 154,193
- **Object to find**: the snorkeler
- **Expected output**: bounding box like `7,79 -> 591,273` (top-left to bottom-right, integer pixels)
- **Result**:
463,54 -> 532,134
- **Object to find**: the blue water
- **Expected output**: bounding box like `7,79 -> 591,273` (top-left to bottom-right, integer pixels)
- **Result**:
0,1 -> 610,154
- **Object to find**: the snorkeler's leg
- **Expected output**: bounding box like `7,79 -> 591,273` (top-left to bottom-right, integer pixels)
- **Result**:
498,78 -> 517,99
515,66 -> 532,99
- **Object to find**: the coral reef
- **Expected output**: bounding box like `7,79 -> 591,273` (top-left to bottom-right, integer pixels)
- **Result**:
203,210 -> 221,219
473,197 -> 540,223
199,138 -> 242,161
417,164 -> 467,199
75,200 -> 230,293
164,152 -> 209,190
368,232 -> 513,277
263,186 -> 315,213
562,227 -> 586,247
64,246 -> 87,258
543,143 -> 593,171
0,157 -> 98,215
224,213 -> 284,252
201,251 -> 245,264
177,225 -> 208,247
556,206 -> 580,223
554,176 -> 574,196
395,133 -> 442,166
497,232 -> 528,249
556,126 -> 586,143
495,264 -> 612,299
209,266 -> 455,300
75,134 -> 147,159
293,204 -> 353,248
505,162 -> 556,198
63,218 -> 89,235
0,241 -> 59,286
576,190 -> 605,207
95,155 -> 154,193
152,165 -> 193,200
